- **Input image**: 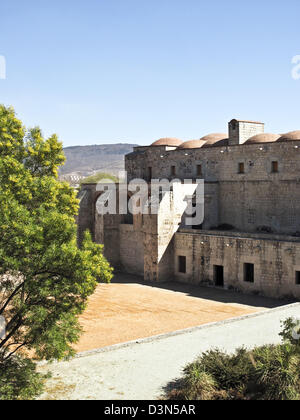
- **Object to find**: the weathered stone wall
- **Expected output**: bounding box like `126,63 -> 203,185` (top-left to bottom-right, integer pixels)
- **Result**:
126,141 -> 300,184
126,140 -> 300,234
143,189 -> 187,282
77,134 -> 300,300
77,183 -> 121,267
143,213 -> 159,282
218,180 -> 300,234
174,230 -> 300,299
119,224 -> 144,276
77,185 -> 96,244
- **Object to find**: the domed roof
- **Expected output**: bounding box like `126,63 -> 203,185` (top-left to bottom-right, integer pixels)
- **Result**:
245,133 -> 280,144
200,133 -> 228,147
151,138 -> 182,147
200,133 -> 227,144
277,131 -> 300,142
178,139 -> 207,149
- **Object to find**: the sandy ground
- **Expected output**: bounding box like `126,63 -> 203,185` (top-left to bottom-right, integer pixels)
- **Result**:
74,276 -> 280,352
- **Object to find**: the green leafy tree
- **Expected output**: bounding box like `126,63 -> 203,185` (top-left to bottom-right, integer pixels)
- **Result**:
0,105 -> 113,398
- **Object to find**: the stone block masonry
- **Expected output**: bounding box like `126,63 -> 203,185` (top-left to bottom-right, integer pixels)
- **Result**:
174,230 -> 300,299
78,119 -> 300,300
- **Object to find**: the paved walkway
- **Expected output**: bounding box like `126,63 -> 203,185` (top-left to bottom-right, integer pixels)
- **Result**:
39,303 -> 300,400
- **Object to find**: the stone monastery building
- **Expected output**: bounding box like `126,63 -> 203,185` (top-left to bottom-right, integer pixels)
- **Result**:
78,119 -> 300,299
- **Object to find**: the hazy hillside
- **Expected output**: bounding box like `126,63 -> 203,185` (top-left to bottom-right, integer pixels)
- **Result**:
59,143 -> 138,179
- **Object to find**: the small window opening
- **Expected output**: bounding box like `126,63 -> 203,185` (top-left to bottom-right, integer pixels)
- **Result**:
197,165 -> 202,177
238,162 -> 245,174
271,161 -> 279,173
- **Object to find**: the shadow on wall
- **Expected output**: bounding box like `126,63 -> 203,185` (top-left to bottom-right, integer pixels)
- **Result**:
111,273 -> 295,309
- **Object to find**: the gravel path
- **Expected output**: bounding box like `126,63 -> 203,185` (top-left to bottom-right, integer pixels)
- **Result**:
39,303 -> 300,400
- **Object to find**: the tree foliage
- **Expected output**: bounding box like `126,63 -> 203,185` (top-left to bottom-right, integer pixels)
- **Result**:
80,172 -> 119,186
0,105 -> 113,395
0,355 -> 47,400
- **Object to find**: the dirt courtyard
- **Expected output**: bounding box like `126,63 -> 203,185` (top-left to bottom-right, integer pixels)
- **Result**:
73,274 -> 287,353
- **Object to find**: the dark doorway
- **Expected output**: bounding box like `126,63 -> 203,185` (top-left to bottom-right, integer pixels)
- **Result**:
178,256 -> 187,274
214,265 -> 224,287
244,263 -> 255,283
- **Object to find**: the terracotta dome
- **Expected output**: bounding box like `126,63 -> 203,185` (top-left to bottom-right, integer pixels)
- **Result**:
245,133 -> 280,144
277,131 -> 300,142
200,133 -> 228,147
178,139 -> 207,149
151,138 -> 182,147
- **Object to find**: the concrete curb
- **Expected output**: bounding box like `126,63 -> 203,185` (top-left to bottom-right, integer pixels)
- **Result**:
74,302 -> 300,359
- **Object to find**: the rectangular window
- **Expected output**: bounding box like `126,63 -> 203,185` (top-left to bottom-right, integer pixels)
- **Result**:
296,271 -> 300,285
244,263 -> 254,283
238,162 -> 245,174
178,256 -> 186,274
197,164 -> 202,177
171,166 -> 176,176
271,161 -> 278,173
148,167 -> 152,180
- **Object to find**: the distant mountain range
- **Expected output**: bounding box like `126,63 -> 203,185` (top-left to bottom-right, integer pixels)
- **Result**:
59,143 -> 138,180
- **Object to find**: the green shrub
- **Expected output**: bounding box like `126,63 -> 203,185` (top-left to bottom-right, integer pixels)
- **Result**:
168,371 -> 220,401
166,319 -> 300,400
252,344 -> 300,400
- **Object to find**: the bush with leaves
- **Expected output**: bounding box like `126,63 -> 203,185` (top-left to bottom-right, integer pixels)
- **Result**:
0,105 -> 113,399
166,318 -> 300,400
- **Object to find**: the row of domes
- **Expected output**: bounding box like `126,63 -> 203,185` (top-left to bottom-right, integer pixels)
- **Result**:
150,131 -> 300,149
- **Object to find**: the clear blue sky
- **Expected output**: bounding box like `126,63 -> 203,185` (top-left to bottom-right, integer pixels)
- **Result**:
0,0 -> 299,147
